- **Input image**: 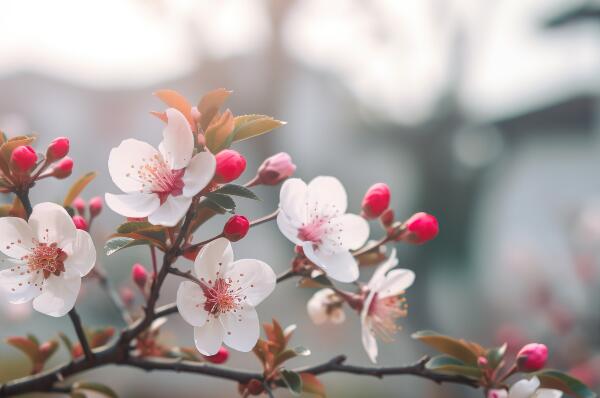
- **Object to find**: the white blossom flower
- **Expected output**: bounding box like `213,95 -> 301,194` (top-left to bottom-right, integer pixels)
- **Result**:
105,108 -> 216,227
0,202 -> 96,317
488,377 -> 562,398
176,237 -> 276,355
361,249 -> 415,363
307,288 -> 346,325
277,176 -> 369,283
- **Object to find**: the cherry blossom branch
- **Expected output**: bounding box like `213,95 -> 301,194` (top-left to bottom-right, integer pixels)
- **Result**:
14,188 -> 32,218
275,269 -> 296,283
68,309 -> 93,360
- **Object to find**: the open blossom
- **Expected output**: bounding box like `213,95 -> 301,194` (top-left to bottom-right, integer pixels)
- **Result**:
176,238 -> 276,355
106,108 -> 216,227
488,377 -> 562,398
361,249 -> 415,363
277,176 -> 369,282
307,288 -> 346,325
0,203 -> 96,317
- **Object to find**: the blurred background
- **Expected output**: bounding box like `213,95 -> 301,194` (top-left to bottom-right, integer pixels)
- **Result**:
1,0 -> 599,396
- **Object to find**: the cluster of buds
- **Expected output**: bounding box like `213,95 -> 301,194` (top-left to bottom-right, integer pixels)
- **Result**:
360,183 -> 439,245
2,137 -> 74,193
71,196 -> 103,231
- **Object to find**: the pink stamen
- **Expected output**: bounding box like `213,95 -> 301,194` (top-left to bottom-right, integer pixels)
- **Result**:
367,292 -> 408,342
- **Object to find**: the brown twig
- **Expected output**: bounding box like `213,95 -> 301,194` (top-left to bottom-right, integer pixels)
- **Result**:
67,309 -> 93,360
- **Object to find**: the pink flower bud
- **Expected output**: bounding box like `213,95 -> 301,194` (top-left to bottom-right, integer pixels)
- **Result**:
477,356 -> 489,368
52,157 -> 73,179
203,346 -> 229,364
517,343 -> 548,372
487,390 -> 508,398
72,215 -> 88,231
214,149 -> 246,183
402,212 -> 439,244
131,264 -> 148,290
257,152 -> 296,185
380,208 -> 395,227
10,145 -> 37,172
89,196 -> 103,217
120,286 -> 135,306
223,215 -> 250,242
73,197 -> 86,215
361,183 -> 391,219
46,137 -> 69,161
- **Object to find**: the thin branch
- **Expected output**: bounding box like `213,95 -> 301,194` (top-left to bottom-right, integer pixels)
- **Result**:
68,309 -> 93,360
276,269 -> 296,283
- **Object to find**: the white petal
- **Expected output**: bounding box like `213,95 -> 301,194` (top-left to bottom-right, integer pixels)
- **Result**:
194,319 -> 224,356
32,270 -> 81,317
336,214 -> 369,250
64,230 -> 96,277
176,281 -> 208,327
279,178 -> 308,223
377,269 -> 415,298
108,138 -> 161,193
361,318 -> 378,363
147,195 -> 191,227
226,259 -> 275,306
159,108 -> 194,170
509,377 -> 541,398
330,308 -> 346,324
105,192 -> 160,218
182,152 -> 216,197
308,176 -> 347,214
0,265 -> 43,303
221,305 -> 259,352
0,217 -> 34,258
277,211 -> 303,245
194,237 -> 233,281
29,202 -> 76,245
307,291 -> 329,325
303,243 -> 359,283
367,249 -> 399,290
535,389 -> 563,398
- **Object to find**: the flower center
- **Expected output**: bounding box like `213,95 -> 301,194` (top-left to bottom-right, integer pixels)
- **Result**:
367,292 -> 408,342
298,216 -> 329,244
23,242 -> 67,279
201,277 -> 243,316
128,154 -> 185,203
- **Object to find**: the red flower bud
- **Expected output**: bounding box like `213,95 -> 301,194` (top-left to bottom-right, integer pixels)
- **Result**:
256,152 -> 296,185
361,183 -> 391,219
10,145 -> 37,172
214,149 -> 246,183
73,197 -> 86,215
46,137 -> 69,161
477,356 -> 489,368
203,346 -> 229,364
131,264 -> 148,290
89,196 -> 103,217
402,212 -> 439,244
52,157 -> 73,179
223,215 -> 250,242
517,343 -> 548,372
72,215 -> 88,231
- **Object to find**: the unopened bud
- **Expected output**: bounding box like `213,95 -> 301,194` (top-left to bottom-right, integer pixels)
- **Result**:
256,152 -> 296,185
517,343 -> 548,372
89,196 -> 103,217
73,197 -> 86,215
131,264 -> 148,290
10,145 -> 37,172
52,157 -> 73,179
46,137 -> 69,161
203,346 -> 229,364
214,149 -> 246,183
400,212 -> 439,244
72,215 -> 88,231
361,183 -> 391,219
222,215 -> 250,242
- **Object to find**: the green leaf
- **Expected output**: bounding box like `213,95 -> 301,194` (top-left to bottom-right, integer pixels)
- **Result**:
536,370 -> 597,398
280,369 -> 303,396
229,114 -> 285,145
27,334 -> 40,346
486,343 -> 507,370
300,373 -> 326,398
116,221 -> 161,234
73,382 -> 118,398
212,184 -> 259,200
63,172 -> 96,207
426,355 -> 482,379
205,193 -> 236,213
197,88 -> 232,131
412,331 -> 483,366
104,237 -> 149,256
59,333 -> 73,352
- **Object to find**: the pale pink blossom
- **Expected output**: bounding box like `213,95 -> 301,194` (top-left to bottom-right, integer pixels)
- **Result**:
307,288 -> 345,325
488,377 -> 562,398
